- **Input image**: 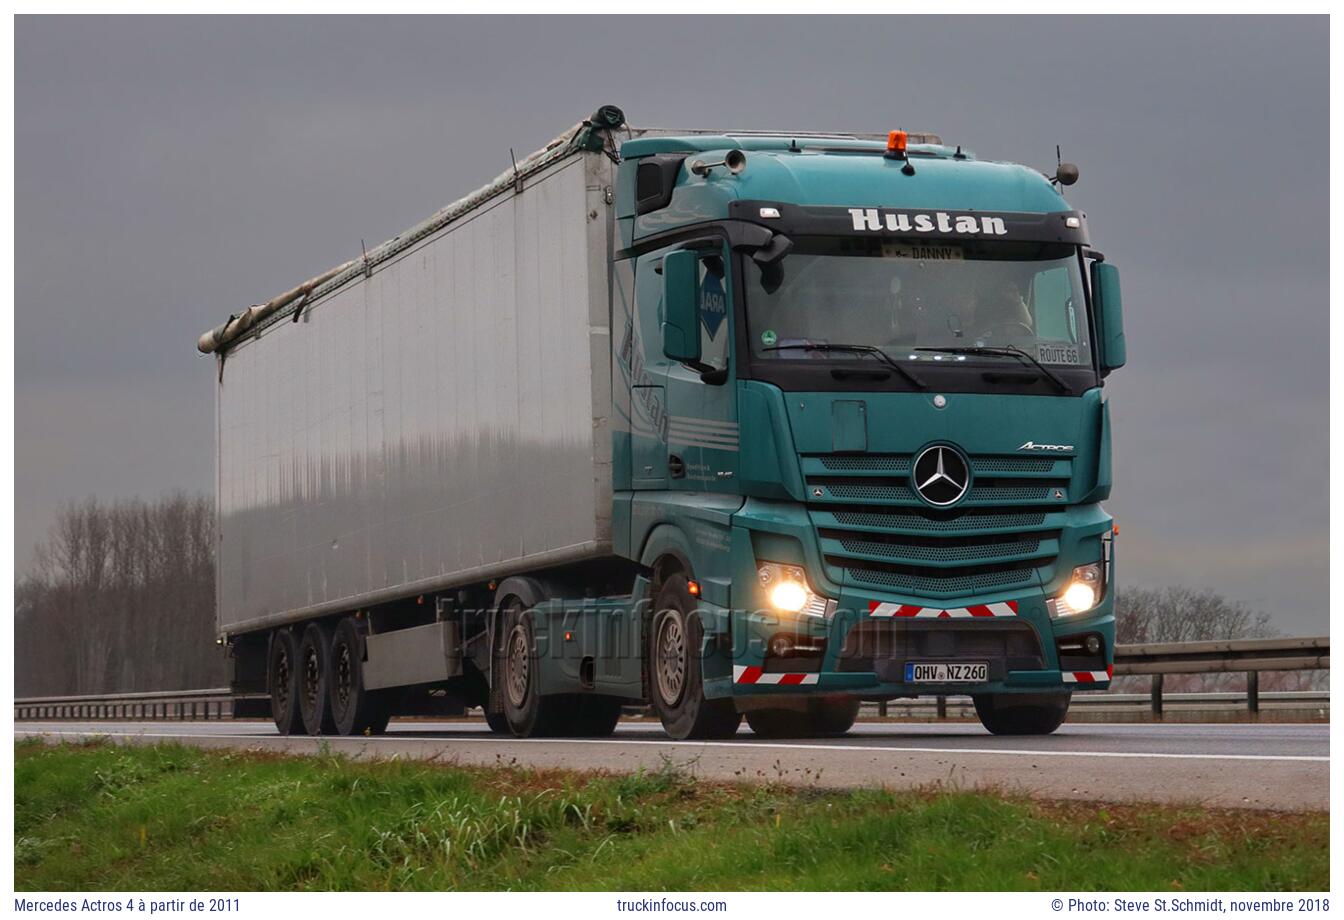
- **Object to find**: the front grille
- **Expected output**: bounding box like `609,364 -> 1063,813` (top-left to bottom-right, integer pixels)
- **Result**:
811,476 -> 1063,504
828,533 -> 1045,564
804,451 -> 1071,600
831,509 -> 1048,532
839,560 -> 1038,595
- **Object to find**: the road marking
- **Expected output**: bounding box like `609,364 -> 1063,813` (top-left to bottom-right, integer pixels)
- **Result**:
17,729 -> 1329,764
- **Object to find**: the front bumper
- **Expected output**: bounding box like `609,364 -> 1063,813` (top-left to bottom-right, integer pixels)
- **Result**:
704,509 -> 1116,700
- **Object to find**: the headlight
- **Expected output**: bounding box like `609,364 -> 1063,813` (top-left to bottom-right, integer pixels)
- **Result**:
1050,562 -> 1104,617
757,562 -> 828,616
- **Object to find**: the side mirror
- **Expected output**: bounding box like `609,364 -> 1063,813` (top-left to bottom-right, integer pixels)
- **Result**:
661,250 -> 701,364
1091,261 -> 1126,374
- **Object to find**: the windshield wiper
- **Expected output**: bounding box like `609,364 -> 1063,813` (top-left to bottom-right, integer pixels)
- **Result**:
762,343 -> 927,389
913,345 -> 1070,393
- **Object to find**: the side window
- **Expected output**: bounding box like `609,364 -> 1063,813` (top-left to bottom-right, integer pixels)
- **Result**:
1030,266 -> 1077,343
697,251 -> 731,372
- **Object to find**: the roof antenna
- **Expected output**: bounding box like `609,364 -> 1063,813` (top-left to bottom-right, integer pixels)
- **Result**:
1050,145 -> 1080,187
788,137 -> 801,153
510,148 -> 525,193
953,144 -> 966,160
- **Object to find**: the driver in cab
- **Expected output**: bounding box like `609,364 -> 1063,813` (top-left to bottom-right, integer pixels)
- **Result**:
971,276 -> 1034,344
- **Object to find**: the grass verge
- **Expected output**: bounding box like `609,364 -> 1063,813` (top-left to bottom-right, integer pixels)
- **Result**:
15,738 -> 1326,891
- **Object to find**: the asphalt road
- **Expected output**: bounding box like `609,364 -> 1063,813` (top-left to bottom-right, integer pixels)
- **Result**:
16,719 -> 1328,811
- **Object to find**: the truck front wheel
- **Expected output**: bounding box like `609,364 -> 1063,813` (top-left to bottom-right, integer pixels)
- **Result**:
648,575 -> 741,740
328,617 -> 391,736
746,698 -> 860,738
972,692 -> 1071,735
268,629 -> 302,735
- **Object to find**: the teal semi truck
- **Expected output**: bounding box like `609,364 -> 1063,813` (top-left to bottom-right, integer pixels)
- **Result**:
199,106 -> 1125,740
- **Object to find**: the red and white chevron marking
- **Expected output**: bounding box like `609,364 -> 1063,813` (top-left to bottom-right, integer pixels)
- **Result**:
1063,665 -> 1114,683
868,600 -> 1019,619
733,665 -> 819,686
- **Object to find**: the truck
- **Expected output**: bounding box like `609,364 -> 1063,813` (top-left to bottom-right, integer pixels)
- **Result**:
198,105 -> 1126,740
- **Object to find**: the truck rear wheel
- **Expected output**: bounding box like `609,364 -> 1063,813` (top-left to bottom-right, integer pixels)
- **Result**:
746,698 -> 859,738
972,692 -> 1071,735
328,618 -> 391,736
648,575 -> 741,740
298,622 -> 337,735
499,599 -> 569,737
268,629 -> 302,735
566,695 -> 623,737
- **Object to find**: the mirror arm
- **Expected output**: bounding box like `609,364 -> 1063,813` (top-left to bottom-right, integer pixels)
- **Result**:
696,365 -> 729,385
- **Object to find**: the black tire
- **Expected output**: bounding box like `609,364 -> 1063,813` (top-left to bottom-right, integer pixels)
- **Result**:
648,575 -> 741,740
498,599 -> 569,737
972,692 -> 1071,735
327,618 -> 391,736
268,629 -> 302,735
484,707 -> 512,734
746,697 -> 859,738
808,697 -> 860,735
566,695 -> 624,737
298,621 -> 337,736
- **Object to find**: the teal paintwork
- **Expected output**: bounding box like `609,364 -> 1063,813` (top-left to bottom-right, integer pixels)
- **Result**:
596,131 -> 1121,704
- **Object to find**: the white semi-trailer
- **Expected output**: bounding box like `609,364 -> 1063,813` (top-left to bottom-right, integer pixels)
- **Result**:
201,105 -> 1125,740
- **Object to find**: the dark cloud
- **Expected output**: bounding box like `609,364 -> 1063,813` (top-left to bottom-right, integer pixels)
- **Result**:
15,15 -> 1328,633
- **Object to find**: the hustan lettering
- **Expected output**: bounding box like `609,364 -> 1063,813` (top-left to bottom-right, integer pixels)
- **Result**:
847,208 -> 1009,236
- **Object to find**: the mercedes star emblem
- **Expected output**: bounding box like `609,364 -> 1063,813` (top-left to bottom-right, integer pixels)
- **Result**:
911,445 -> 970,506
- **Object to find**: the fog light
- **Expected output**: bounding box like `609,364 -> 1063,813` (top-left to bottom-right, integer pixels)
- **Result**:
1063,581 -> 1097,613
1085,634 -> 1102,655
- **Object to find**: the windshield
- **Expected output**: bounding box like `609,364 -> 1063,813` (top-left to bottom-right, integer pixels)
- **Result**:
746,237 -> 1093,370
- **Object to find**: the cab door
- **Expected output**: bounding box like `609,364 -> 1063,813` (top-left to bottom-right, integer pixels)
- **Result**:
664,243 -> 739,492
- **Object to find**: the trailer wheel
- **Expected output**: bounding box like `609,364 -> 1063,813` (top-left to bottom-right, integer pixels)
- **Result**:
972,692 -> 1071,735
746,698 -> 859,738
499,599 -> 568,737
268,629 -> 302,735
298,622 -> 337,735
327,618 -> 390,736
649,575 -> 741,740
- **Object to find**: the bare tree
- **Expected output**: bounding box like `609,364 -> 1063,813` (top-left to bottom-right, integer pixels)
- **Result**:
14,493 -> 225,696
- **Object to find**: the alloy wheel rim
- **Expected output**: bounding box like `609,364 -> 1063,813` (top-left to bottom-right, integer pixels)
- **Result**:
275,649 -> 291,710
335,642 -> 352,709
506,625 -> 530,708
303,647 -> 320,710
654,610 -> 687,705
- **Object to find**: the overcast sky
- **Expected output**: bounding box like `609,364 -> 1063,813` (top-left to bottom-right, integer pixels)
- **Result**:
15,16 -> 1328,634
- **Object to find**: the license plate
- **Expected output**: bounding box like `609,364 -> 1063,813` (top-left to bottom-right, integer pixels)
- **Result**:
905,661 -> 988,683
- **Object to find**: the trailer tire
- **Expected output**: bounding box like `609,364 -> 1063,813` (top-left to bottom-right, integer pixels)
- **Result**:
298,622 -> 338,735
746,697 -> 859,738
972,692 -> 1071,735
499,599 -> 568,737
649,575 -> 741,740
327,618 -> 390,736
268,629 -> 302,735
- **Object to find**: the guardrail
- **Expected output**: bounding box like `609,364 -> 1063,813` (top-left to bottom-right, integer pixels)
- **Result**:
14,637 -> 1327,723
1114,636 -> 1328,715
14,688 -> 242,721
